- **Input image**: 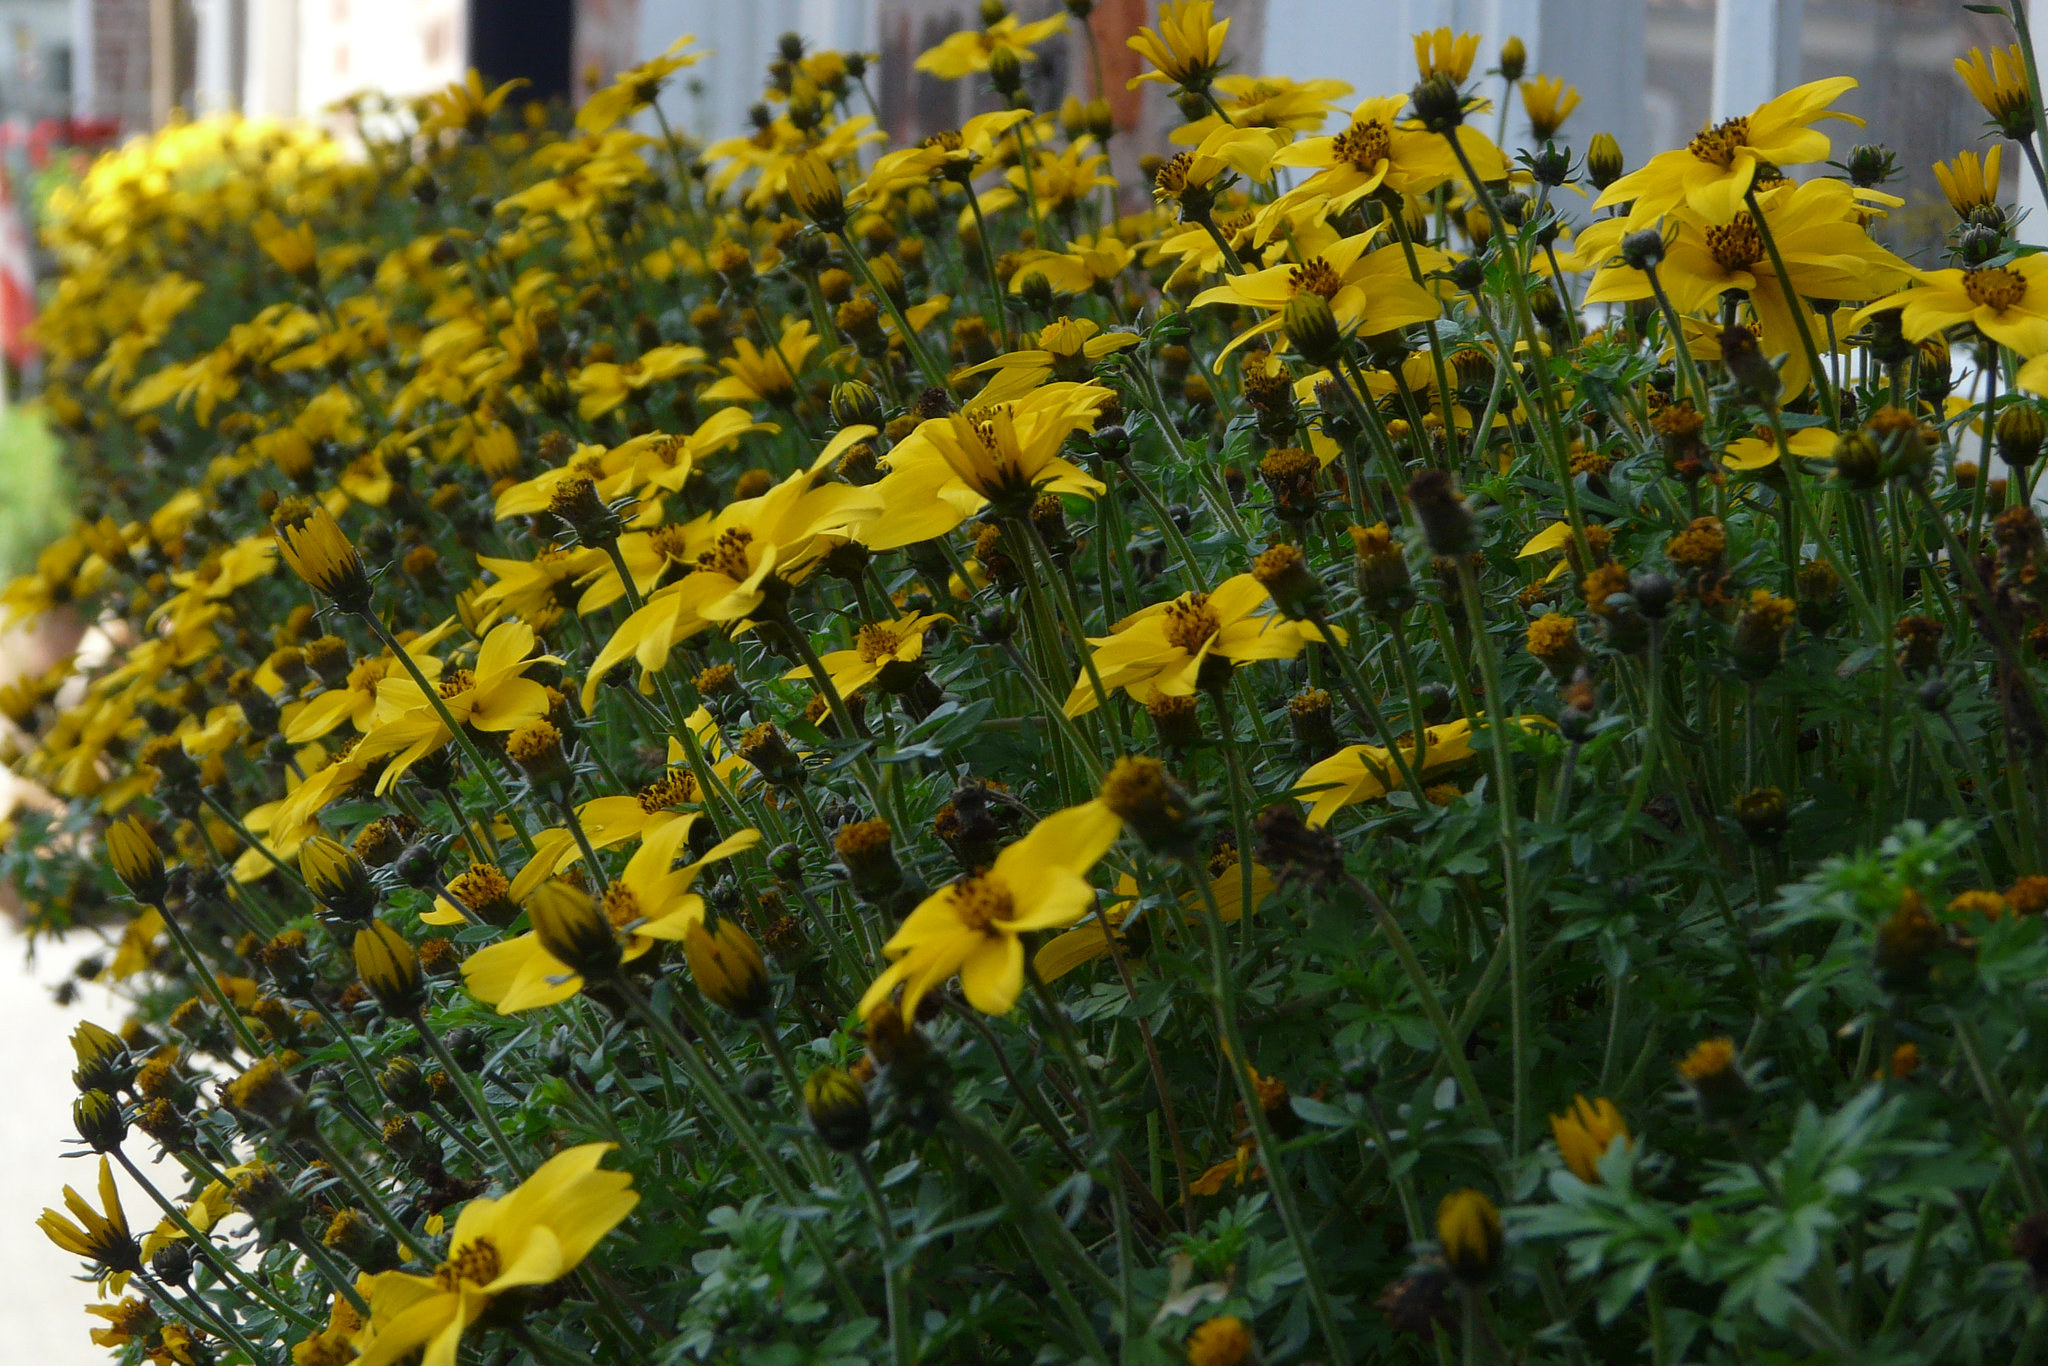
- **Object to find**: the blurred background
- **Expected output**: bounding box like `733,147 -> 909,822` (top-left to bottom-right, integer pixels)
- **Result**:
0,0 -> 2039,1355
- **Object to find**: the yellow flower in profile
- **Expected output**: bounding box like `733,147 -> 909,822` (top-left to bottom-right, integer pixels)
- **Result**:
419,68 -> 527,137
1127,0 -> 1230,93
1595,77 -> 1861,225
1956,44 -> 2033,135
576,35 -> 702,133
1064,574 -> 1329,717
787,611 -> 950,699
1006,234 -> 1139,298
1856,252 -> 2048,356
1294,714 -> 1554,826
1033,861 -> 1274,982
1520,75 -> 1581,141
354,1144 -> 638,1366
38,1157 -> 141,1292
1934,145 -> 2003,217
865,382 -> 1114,549
272,500 -> 371,612
1412,27 -> 1480,82
957,317 -> 1142,405
1171,74 -> 1354,146
572,342 -> 709,420
1549,1095 -> 1631,1183
916,10 -> 1068,80
860,801 -> 1123,1019
700,320 -> 820,407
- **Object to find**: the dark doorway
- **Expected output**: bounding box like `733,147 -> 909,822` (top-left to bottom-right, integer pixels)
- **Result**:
469,0 -> 574,104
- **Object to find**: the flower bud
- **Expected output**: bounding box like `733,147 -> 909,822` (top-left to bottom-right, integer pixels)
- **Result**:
107,816 -> 168,905
1405,470 -> 1476,557
1098,756 -> 1196,855
1410,73 -> 1466,132
1585,131 -> 1624,190
1618,228 -> 1665,271
224,1057 -> 308,1134
1251,542 -> 1322,618
73,1090 -> 127,1152
685,918 -> 772,1017
379,1055 -> 429,1109
804,1066 -> 873,1150
1676,1037 -> 1751,1119
1497,35 -> 1526,81
1733,786 -> 1788,844
530,881 -> 623,980
272,499 -> 372,613
301,835 -> 376,920
786,151 -> 847,232
835,819 -> 904,899
354,920 -> 425,1016
830,381 -> 883,430
1999,403 -> 2046,469
988,44 -> 1024,96
1436,1188 -> 1502,1282
1282,291 -> 1345,367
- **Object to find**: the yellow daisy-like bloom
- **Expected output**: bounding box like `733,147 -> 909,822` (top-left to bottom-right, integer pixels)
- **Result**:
956,316 -> 1143,405
1595,77 -> 1861,225
38,1156 -> 141,1292
418,68 -> 527,138
1856,251 -> 2048,356
1127,0 -> 1231,93
1267,95 -> 1499,221
1587,178 -> 1909,399
572,342 -> 709,421
1956,44 -> 2033,134
1549,1095 -> 1632,1183
1005,234 -> 1139,297
1171,74 -> 1354,146
582,440 -> 882,705
353,1144 -> 638,1366
1294,714 -> 1552,826
860,801 -> 1122,1020
916,11 -> 1068,80
865,381 -> 1114,549
1413,27 -> 1480,83
1934,145 -> 2003,218
1191,225 -> 1447,370
1721,425 -> 1838,473
1064,574 -> 1330,717
353,620 -> 560,792
462,821 -> 759,1013
1520,75 -> 1581,142
787,611 -> 950,699
576,35 -> 702,134
857,110 -> 1032,204
699,320 -> 820,407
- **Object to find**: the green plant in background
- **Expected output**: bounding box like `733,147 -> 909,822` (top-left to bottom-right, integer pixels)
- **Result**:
8,2 -> 2048,1363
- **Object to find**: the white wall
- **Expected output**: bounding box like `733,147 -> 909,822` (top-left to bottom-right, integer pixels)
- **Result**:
635,0 -> 874,143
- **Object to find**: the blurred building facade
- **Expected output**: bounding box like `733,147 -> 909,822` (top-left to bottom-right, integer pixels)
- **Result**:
0,0 -> 2039,256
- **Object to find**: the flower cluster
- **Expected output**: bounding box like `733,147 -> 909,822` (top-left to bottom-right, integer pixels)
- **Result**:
12,3 -> 2048,1362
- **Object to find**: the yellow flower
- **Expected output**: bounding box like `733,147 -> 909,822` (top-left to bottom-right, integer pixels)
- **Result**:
354,1144 -> 638,1366
1549,1095 -> 1631,1183
39,1156 -> 142,1292
1957,44 -> 2033,135
253,212 -> 318,283
581,447 -> 881,704
1413,27 -> 1480,82
857,110 -> 1032,203
916,11 -> 1068,80
353,621 -> 559,791
1267,95 -> 1499,219
572,342 -> 709,421
860,801 -> 1123,1019
1595,77 -> 1861,225
272,501 -> 371,612
576,36 -> 702,134
1934,145 -> 2004,218
1005,233 -> 1139,297
419,68 -> 527,137
1033,862 -> 1274,982
1856,251 -> 2048,356
787,611 -> 950,699
1170,74 -> 1354,146
699,320 -> 820,407
957,316 -> 1142,405
462,821 -> 758,1013
1127,1 -> 1231,93
1588,178 -> 1909,399
1294,714 -> 1553,826
1065,574 -> 1328,717
1191,225 -> 1446,370
1520,75 -> 1581,141
865,382 -> 1114,549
